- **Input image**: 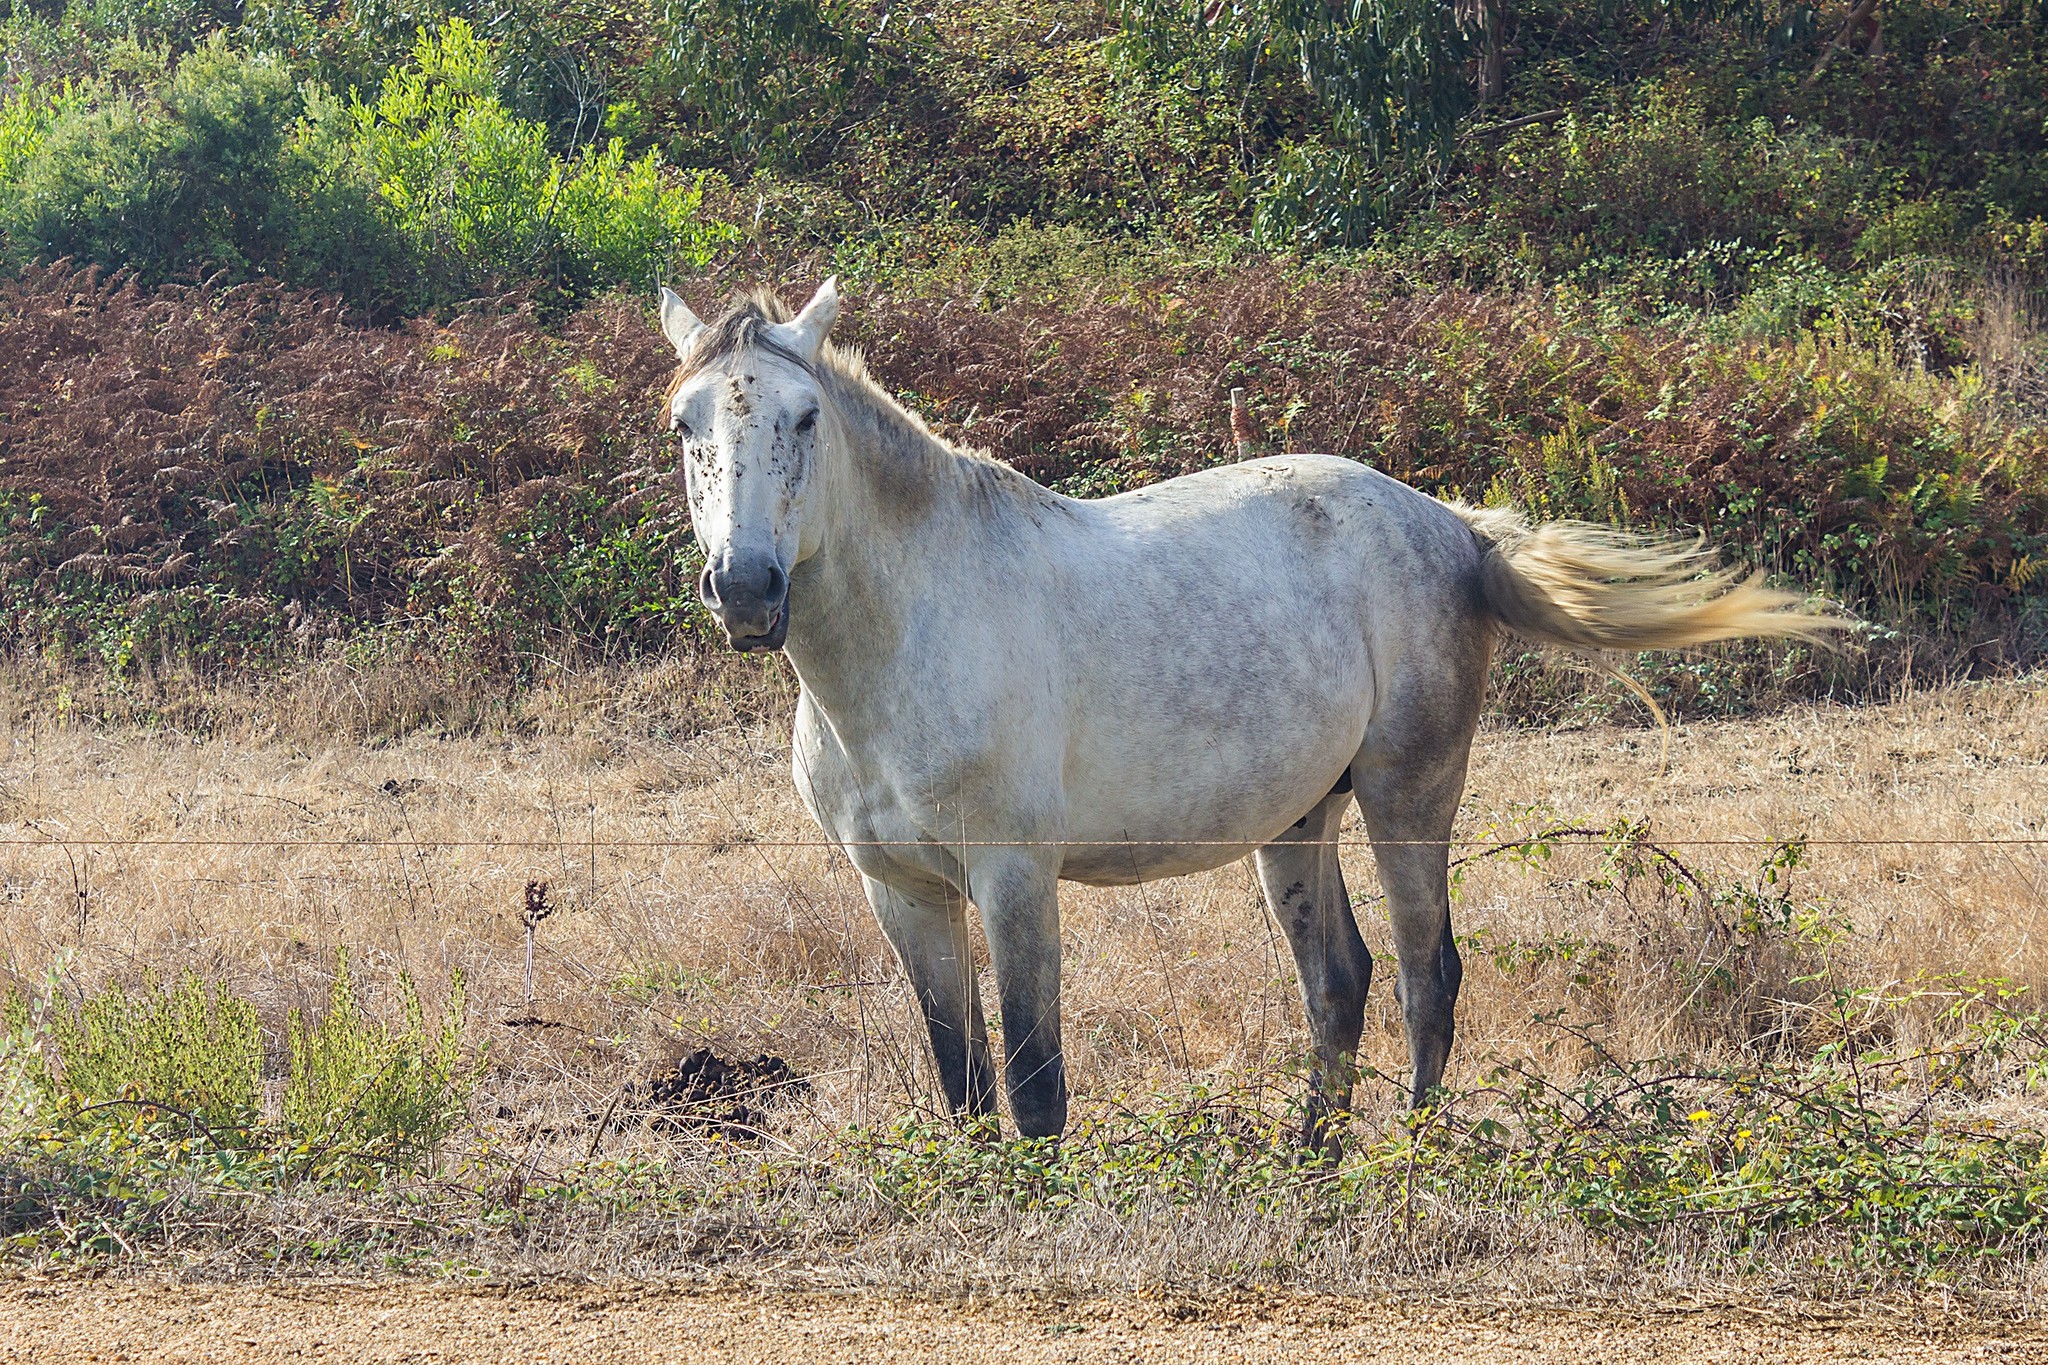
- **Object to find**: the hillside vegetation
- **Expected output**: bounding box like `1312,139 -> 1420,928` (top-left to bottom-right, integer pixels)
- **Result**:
0,0 -> 2044,709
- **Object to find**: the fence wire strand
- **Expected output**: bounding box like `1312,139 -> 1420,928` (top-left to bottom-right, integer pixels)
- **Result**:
0,835 -> 2041,850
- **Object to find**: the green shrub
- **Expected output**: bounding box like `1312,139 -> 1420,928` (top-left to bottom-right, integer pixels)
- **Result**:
0,986 -> 49,1144
653,0 -> 864,172
1110,0 -> 1475,249
0,86 -> 178,274
548,135 -> 730,292
0,954 -> 478,1257
0,36 -> 414,304
1450,987 -> 2048,1269
9,972 -> 262,1129
1475,87 -> 1883,307
346,18 -> 733,303
1,36 -> 300,279
0,79 -> 81,183
59,0 -> 244,47
0,23 -> 730,311
1250,140 -> 1393,251
284,949 -> 476,1172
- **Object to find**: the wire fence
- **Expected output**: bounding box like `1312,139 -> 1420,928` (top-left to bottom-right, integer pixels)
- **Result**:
0,834 -> 2041,849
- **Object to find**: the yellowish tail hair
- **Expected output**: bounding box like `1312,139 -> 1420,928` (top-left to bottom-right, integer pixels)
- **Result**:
1453,504 -> 1851,654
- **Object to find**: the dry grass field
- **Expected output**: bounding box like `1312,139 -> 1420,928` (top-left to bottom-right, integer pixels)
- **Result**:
0,657 -> 2044,1316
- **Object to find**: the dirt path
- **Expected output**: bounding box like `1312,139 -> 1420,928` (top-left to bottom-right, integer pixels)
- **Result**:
0,1280 -> 2041,1364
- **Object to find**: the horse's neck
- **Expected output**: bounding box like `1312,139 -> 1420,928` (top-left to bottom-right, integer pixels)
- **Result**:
780,396 -> 970,720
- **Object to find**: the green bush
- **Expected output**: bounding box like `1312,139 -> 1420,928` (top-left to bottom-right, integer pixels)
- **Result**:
0,22 -> 731,311
0,982 -> 51,1144
653,0 -> 864,172
345,18 -> 734,303
6,972 -> 262,1129
58,0 -> 244,47
284,949 -> 476,1172
1113,0 -> 1475,247
1452,984 -> 2048,1269
0,36 -> 413,303
0,79 -> 81,182
1,953 -> 477,1184
1474,87 -> 1883,308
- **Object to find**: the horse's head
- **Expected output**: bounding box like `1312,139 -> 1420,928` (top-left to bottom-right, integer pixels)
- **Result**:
658,279 -> 841,652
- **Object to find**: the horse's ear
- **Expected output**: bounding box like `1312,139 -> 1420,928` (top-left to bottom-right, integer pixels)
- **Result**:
771,276 -> 840,363
659,286 -> 703,358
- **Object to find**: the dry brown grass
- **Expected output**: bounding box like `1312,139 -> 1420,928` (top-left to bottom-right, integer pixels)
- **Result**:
1971,271 -> 2048,426
0,662 -> 2044,1295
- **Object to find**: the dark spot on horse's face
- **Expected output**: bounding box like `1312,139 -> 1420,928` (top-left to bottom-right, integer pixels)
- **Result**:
725,377 -> 753,421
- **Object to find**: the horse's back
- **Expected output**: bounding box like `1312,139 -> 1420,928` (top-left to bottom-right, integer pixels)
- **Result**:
1071,453 -> 1484,625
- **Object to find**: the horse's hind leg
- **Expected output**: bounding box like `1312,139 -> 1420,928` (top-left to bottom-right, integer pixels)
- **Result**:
864,875 -> 998,1119
1255,788 -> 1372,1150
967,853 -> 1069,1139
1354,678 -> 1485,1109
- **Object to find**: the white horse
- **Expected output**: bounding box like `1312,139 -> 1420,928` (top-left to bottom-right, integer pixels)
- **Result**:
657,278 -> 1837,1141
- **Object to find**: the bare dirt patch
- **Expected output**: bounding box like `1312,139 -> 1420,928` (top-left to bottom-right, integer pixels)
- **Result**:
0,1280 -> 2041,1364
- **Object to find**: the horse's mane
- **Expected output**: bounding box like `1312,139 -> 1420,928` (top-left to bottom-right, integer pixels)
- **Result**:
667,289 -> 813,391
668,289 -> 1056,526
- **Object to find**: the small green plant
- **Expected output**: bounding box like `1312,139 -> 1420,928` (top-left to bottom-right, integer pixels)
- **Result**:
7,971 -> 262,1129
284,949 -> 477,1173
0,955 -> 481,1259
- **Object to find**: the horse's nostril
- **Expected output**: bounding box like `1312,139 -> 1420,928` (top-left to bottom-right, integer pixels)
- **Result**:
698,566 -> 719,606
763,563 -> 787,604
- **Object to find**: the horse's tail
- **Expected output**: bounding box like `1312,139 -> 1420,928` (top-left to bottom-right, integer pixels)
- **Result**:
1452,504 -> 1848,653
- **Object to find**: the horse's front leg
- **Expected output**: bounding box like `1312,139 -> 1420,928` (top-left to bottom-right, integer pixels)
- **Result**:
1255,790 -> 1372,1151
864,875 -> 998,1119
967,853 -> 1068,1138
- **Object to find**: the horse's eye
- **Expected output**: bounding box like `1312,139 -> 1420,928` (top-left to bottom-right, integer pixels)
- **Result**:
794,409 -> 818,435
672,419 -> 694,440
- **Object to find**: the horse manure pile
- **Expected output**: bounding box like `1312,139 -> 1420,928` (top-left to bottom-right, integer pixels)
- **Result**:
619,1049 -> 808,1137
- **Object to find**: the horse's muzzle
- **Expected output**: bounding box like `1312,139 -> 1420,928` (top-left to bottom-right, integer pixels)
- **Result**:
701,554 -> 789,652
725,603 -> 788,652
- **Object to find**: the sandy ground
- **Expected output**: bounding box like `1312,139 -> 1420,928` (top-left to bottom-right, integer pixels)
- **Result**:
0,1280 -> 2043,1364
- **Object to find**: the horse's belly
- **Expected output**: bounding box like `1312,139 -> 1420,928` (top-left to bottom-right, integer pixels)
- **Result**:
1058,838 -> 1263,886
1054,722 -> 1364,885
